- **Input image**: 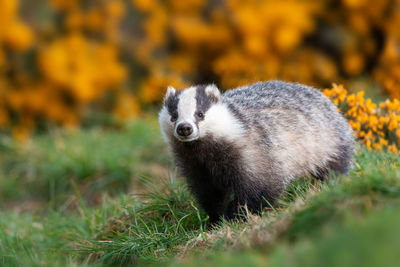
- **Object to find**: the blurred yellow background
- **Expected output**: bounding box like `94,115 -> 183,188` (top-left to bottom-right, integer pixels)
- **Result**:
1,0 -> 400,138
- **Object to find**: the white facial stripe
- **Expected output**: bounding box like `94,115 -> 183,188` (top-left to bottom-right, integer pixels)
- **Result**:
177,87 -> 197,123
173,87 -> 200,141
199,103 -> 245,142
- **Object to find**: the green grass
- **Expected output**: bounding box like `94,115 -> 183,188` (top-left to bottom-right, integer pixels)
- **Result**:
0,118 -> 169,209
0,119 -> 400,266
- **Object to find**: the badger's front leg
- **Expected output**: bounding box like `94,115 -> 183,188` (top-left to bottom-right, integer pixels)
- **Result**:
224,179 -> 285,219
187,179 -> 234,224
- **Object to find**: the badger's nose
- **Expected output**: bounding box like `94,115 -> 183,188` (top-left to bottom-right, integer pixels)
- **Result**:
177,123 -> 193,137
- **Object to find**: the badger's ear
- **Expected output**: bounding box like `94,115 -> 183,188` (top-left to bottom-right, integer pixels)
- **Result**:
205,84 -> 221,102
163,86 -> 176,104
166,86 -> 176,98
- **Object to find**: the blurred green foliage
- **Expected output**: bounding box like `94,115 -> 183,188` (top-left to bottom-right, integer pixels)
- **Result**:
0,118 -> 168,208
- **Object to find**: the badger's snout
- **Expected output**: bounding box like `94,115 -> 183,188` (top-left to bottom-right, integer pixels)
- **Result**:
176,123 -> 193,137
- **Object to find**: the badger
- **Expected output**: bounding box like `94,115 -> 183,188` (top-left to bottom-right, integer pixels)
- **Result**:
159,81 -> 353,223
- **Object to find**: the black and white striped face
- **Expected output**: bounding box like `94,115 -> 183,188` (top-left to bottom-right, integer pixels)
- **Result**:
159,84 -> 222,143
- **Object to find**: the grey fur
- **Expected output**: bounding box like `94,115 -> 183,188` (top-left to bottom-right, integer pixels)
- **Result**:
159,81 -> 354,223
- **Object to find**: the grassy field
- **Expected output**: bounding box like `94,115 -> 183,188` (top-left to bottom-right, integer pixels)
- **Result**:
0,118 -> 400,266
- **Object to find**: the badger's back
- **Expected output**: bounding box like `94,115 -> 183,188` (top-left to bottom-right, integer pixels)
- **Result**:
223,81 -> 353,182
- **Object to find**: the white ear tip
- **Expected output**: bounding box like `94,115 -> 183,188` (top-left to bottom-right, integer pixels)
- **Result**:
205,84 -> 221,100
205,84 -> 218,94
167,86 -> 176,95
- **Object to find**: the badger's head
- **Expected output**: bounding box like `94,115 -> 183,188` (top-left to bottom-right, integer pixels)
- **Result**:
159,84 -> 243,144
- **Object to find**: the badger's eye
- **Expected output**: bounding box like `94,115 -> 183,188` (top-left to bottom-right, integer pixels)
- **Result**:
196,112 -> 204,119
170,113 -> 178,122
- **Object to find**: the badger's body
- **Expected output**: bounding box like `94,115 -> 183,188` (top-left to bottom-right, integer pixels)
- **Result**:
159,81 -> 353,223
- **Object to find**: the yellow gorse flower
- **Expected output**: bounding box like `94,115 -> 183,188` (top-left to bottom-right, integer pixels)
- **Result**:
0,0 -> 134,138
0,0 -> 33,51
324,83 -> 400,154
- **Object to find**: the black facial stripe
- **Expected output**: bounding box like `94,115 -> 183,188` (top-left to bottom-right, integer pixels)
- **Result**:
165,90 -> 182,116
195,85 -> 216,123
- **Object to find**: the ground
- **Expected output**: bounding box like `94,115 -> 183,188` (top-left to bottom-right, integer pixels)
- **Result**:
0,118 -> 399,266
